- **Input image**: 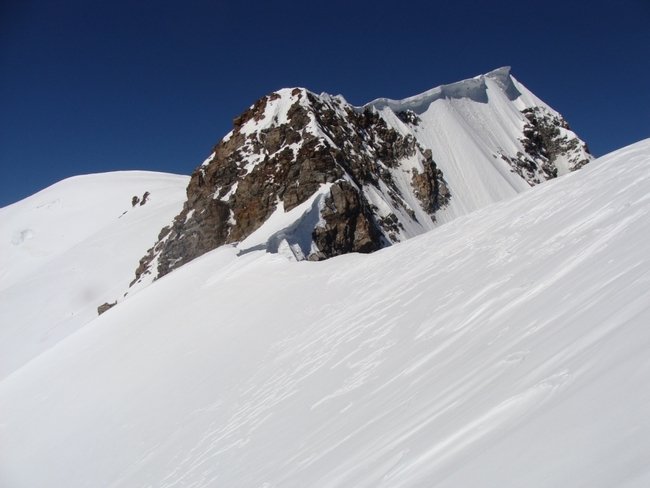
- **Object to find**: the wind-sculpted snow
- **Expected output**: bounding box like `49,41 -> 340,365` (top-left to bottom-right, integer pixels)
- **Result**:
366,66 -> 518,112
1,140 -> 649,487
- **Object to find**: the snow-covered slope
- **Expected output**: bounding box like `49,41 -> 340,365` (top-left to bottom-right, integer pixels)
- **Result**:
1,140 -> 648,487
367,66 -> 590,222
0,171 -> 188,379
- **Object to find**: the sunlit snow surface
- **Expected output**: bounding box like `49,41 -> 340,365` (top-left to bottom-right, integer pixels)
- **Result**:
0,171 -> 188,378
2,141 -> 650,487
366,67 -> 576,224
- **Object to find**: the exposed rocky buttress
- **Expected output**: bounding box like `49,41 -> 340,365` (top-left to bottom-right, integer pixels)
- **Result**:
130,88 -> 450,286
498,106 -> 592,185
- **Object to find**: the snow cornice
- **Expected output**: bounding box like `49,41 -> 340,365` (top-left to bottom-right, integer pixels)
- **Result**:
362,66 -> 520,114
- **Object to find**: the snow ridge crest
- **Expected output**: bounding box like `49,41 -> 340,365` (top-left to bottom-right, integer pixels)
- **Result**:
365,66 -> 519,113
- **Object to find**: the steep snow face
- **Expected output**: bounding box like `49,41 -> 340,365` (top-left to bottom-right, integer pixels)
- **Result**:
1,140 -> 648,488
0,171 -> 188,379
367,67 -> 592,222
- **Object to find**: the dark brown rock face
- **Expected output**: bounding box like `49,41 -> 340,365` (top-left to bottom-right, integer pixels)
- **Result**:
130,88 -> 450,285
396,110 -> 420,126
499,107 -> 592,185
412,149 -> 450,213
97,301 -> 116,315
521,107 -> 591,169
312,181 -> 384,259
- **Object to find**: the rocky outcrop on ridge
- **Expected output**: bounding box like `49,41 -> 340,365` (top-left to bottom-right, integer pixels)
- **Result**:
499,106 -> 592,185
126,68 -> 592,291
130,88 -> 450,286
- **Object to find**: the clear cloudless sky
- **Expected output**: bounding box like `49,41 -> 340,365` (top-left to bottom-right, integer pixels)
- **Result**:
1,0 -> 649,207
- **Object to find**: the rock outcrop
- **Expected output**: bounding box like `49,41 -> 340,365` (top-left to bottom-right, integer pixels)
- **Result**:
499,106 -> 591,185
131,88 -> 450,286
97,301 -> 116,315
126,68 -> 592,291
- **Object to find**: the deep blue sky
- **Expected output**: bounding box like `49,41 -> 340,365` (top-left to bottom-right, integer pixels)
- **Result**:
2,0 -> 649,207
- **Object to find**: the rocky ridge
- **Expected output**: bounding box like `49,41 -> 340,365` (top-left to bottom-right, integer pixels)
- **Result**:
498,106 -> 591,184
125,68 -> 592,293
130,88 -> 450,287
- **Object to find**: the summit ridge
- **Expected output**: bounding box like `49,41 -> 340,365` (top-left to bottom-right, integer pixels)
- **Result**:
129,68 -> 591,289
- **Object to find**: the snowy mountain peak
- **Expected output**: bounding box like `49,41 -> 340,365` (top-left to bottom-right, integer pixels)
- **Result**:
130,87 -> 450,287
128,68 -> 591,290
484,64 -> 512,79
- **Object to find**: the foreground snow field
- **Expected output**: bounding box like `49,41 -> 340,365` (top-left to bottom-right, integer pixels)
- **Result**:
1,140 -> 650,487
